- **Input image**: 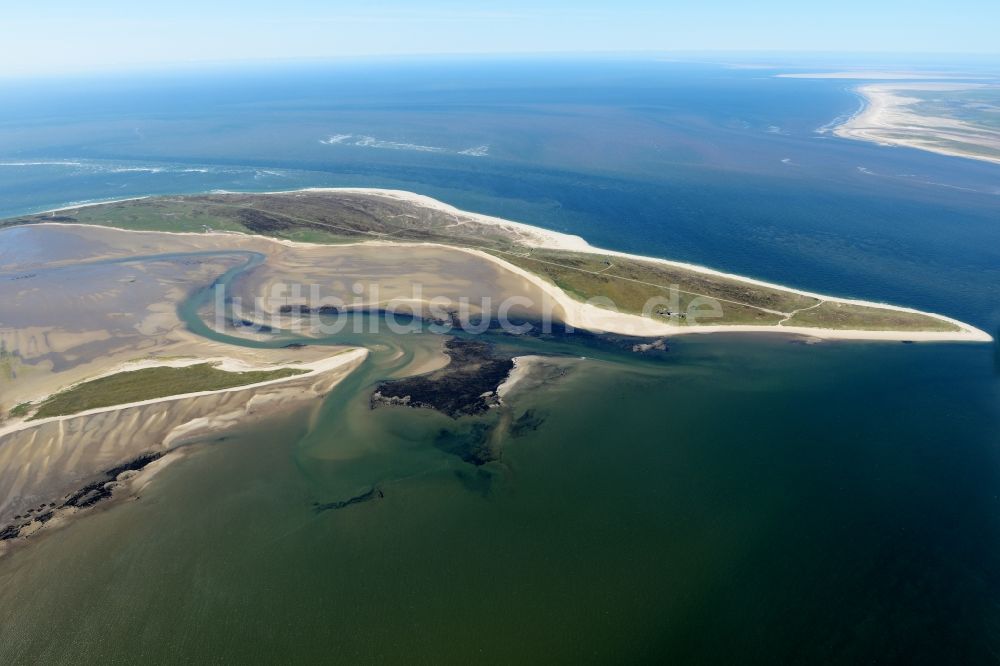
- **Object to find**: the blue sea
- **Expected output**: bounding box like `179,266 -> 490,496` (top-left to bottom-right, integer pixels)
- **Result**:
2,58 -> 999,329
1,58 -> 999,663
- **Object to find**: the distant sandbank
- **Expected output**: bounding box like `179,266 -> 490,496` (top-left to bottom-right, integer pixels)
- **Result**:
831,84 -> 1000,166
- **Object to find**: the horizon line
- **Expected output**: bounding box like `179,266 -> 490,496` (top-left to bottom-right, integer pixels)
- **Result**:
3,49 -> 1000,82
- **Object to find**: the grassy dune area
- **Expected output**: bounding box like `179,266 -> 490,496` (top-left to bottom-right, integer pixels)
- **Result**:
492,249 -> 795,326
784,301 -> 958,332
493,250 -> 958,330
4,192 -> 961,332
28,363 -> 307,420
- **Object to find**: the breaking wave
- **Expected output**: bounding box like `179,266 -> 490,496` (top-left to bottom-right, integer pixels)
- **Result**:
320,134 -> 489,157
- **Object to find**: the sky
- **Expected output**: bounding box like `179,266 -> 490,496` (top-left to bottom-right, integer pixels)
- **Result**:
3,0 -> 999,76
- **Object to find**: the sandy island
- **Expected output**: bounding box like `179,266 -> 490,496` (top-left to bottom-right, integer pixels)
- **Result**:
0,349 -> 367,440
1,187 -> 993,545
29,188 -> 994,342
831,83 -> 1000,166
264,188 -> 993,342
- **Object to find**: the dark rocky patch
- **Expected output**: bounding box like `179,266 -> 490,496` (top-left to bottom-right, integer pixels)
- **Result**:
62,480 -> 115,509
105,452 -> 163,479
278,304 -> 341,315
231,318 -> 273,333
371,337 -> 514,418
0,452 -> 166,543
313,486 -> 384,512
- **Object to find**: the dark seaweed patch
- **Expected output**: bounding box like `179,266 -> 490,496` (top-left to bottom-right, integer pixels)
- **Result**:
63,452 -> 164,508
313,486 -> 384,512
278,304 -> 341,315
0,451 -> 166,543
62,481 -> 114,509
105,452 -> 163,478
372,338 -> 513,418
434,422 -> 498,466
509,409 -> 546,437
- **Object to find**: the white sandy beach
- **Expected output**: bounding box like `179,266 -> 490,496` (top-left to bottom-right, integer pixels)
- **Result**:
0,349 -> 368,441
495,355 -> 541,399
832,83 -> 1000,165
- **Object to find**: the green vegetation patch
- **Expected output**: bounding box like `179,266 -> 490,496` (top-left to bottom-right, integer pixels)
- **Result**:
31,363 -> 307,420
9,402 -> 33,418
783,301 -> 958,332
491,249 -> 801,325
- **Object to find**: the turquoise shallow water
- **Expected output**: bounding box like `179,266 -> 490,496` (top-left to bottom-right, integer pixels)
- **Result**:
1,58 -> 999,663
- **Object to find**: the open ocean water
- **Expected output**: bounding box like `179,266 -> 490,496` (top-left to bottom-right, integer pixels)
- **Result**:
1,58 -> 999,663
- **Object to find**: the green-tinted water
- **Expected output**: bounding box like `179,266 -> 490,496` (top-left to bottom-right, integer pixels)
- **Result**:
1,328 -> 998,663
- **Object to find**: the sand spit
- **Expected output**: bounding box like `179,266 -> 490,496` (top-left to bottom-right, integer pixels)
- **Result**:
0,350 -> 367,440
25,188 -> 993,342
459,247 -> 992,342
241,189 -> 991,341
832,83 -> 1000,166
0,349 -> 367,528
496,355 -> 546,400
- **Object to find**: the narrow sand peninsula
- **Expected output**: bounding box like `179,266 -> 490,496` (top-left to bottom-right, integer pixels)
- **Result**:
270,189 -> 993,342
462,247 -> 991,342
0,350 -> 368,440
833,83 -> 1000,166
496,355 -> 543,400
0,349 -> 367,530
25,188 -> 993,342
